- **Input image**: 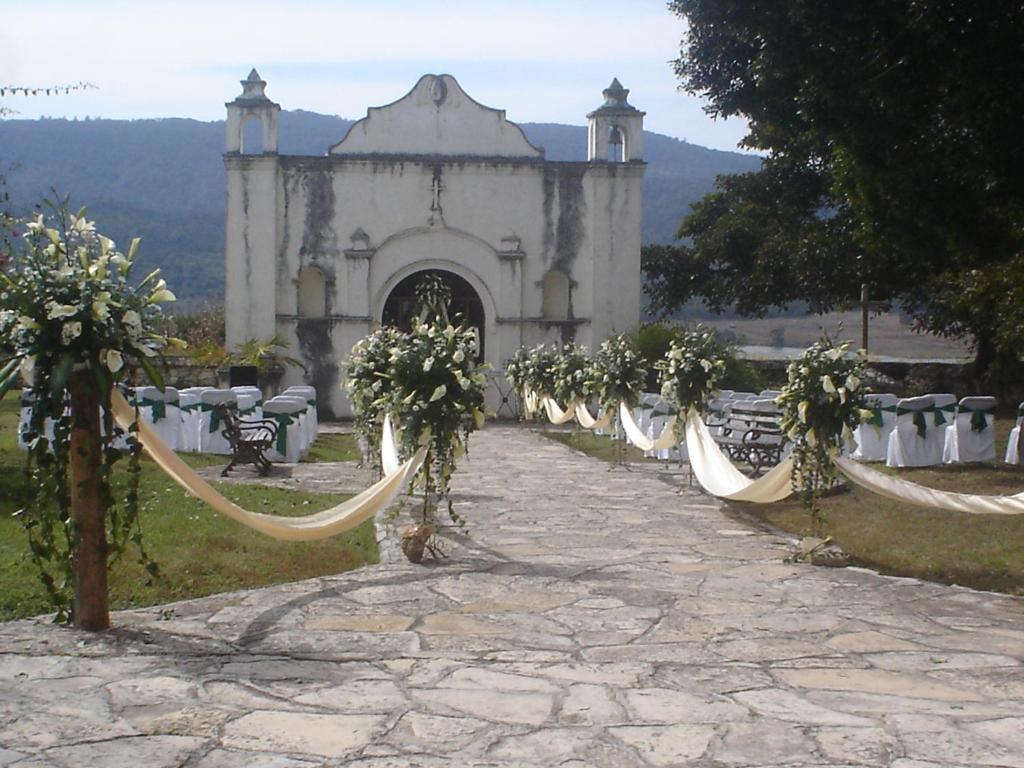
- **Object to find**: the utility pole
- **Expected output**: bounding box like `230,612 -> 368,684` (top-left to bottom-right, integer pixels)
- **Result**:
861,283 -> 870,354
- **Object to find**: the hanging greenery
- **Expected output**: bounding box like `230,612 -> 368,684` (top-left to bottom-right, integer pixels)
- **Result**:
776,335 -> 869,526
0,203 -> 180,622
657,324 -> 728,416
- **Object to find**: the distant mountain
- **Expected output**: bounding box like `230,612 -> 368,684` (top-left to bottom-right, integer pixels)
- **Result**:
0,111 -> 759,305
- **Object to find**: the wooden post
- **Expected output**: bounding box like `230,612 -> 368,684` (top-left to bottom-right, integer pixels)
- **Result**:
861,283 -> 870,353
69,369 -> 110,631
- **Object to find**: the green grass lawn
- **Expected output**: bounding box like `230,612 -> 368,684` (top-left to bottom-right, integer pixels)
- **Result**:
542,421 -> 1024,596
0,395 -> 375,622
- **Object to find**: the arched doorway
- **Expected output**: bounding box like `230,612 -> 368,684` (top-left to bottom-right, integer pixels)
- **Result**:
382,269 -> 486,359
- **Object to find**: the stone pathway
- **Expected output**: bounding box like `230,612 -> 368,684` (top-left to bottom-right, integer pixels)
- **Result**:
1,426 -> 1023,767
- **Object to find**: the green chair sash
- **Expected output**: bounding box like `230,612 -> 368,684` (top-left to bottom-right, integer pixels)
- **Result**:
270,412 -> 296,454
200,401 -> 235,433
932,402 -> 956,427
957,403 -> 997,432
896,405 -> 929,438
140,396 -> 166,423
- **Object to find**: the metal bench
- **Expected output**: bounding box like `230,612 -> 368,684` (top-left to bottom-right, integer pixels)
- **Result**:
713,401 -> 787,476
216,404 -> 279,477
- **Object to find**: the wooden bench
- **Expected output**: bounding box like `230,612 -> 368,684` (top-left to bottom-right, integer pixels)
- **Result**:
216,405 -> 279,477
712,402 -> 787,477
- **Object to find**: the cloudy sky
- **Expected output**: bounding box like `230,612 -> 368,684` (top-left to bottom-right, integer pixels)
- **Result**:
1,0 -> 751,153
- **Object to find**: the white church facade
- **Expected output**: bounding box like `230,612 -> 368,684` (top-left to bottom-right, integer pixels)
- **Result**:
224,71 -> 645,417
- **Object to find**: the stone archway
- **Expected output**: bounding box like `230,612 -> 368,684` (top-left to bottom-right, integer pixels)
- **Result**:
382,269 -> 486,359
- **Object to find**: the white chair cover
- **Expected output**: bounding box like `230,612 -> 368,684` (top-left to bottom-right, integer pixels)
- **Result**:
886,395 -> 943,467
930,392 -> 958,430
758,389 -> 782,399
943,396 -> 997,463
177,392 -> 201,452
198,389 -> 238,455
1005,403 -> 1024,464
283,385 -> 318,440
263,396 -> 308,463
232,386 -> 263,420
153,387 -> 182,451
852,393 -> 899,462
236,392 -> 260,421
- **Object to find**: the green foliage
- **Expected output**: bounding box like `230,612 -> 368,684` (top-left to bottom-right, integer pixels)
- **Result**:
232,335 -> 304,374
633,322 -> 679,369
653,1 -> 1024,373
776,335 -> 868,526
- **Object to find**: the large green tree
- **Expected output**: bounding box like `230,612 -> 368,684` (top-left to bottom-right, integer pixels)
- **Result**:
644,1 -> 1024,374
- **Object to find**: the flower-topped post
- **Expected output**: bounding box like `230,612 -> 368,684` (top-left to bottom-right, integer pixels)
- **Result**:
0,204 -> 179,628
657,324 -> 728,430
553,342 -> 592,444
345,274 -> 488,562
776,335 -> 868,528
589,333 -> 648,465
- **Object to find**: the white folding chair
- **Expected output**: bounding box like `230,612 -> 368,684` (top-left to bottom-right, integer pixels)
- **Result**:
263,396 -> 308,463
886,395 -> 943,467
943,396 -> 997,463
852,393 -> 899,462
1005,403 -> 1024,464
157,387 -> 182,451
198,389 -> 238,455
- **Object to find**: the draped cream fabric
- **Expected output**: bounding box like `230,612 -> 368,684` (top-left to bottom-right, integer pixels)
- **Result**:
110,390 -> 426,541
684,411 -> 796,502
618,403 -> 679,452
540,396 -> 579,425
574,403 -> 613,431
381,413 -> 400,477
833,456 -> 1024,515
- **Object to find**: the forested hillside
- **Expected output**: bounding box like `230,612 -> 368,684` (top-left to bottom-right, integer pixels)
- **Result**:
0,111 -> 759,305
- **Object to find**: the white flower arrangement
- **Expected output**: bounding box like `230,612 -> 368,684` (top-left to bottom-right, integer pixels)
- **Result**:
657,325 -> 727,415
504,343 -> 560,404
589,333 -> 648,412
776,335 -> 869,524
0,208 -> 179,399
552,342 -> 592,406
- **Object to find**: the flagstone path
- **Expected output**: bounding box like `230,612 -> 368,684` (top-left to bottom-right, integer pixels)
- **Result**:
1,425 -> 1023,767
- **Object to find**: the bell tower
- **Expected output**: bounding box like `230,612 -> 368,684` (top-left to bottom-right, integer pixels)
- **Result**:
587,78 -> 645,162
225,68 -> 280,154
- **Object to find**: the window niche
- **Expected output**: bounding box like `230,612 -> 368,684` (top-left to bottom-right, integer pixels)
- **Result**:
297,266 -> 327,317
541,270 -> 571,321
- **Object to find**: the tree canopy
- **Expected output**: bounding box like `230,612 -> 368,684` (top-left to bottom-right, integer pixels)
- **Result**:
645,0 -> 1024,371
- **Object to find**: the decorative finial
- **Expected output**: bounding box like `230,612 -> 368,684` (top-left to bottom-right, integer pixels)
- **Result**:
237,69 -> 270,102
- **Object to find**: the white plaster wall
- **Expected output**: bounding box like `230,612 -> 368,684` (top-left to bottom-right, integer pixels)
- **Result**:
331,75 -> 542,159
225,156 -> 279,349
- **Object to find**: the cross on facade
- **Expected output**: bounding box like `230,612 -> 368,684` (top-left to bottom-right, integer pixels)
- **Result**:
430,167 -> 445,212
